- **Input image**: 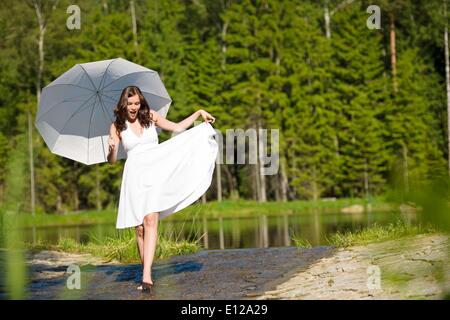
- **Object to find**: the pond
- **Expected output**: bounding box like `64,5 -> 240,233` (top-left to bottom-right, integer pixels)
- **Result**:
23,210 -> 415,249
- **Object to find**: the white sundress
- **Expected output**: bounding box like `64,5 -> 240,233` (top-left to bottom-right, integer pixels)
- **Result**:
116,119 -> 218,229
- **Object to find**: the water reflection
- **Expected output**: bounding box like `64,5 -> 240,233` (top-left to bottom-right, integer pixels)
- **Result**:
23,211 -> 411,250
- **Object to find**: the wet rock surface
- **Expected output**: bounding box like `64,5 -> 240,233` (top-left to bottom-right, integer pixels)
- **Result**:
255,234 -> 450,300
24,246 -> 333,300
3,234 -> 448,299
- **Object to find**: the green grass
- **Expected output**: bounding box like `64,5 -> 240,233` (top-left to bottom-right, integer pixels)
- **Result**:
291,236 -> 312,249
18,197 -> 392,228
291,220 -> 437,250
19,209 -> 117,228
26,229 -> 201,263
325,220 -> 437,248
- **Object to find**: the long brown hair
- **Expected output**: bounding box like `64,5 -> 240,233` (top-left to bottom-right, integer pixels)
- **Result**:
113,86 -> 156,139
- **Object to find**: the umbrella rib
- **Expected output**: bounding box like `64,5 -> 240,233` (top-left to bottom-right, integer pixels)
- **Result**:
98,94 -> 114,125
78,64 -> 98,91
87,95 -> 98,164
44,83 -> 96,92
98,96 -> 114,162
98,92 -> 119,104
102,89 -> 172,105
55,95 -> 98,145
100,70 -> 156,91
140,91 -> 172,105
97,59 -> 117,92
53,97 -> 98,152
36,93 -> 96,122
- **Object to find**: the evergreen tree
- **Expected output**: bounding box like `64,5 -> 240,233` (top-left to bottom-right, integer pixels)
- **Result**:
330,3 -> 390,198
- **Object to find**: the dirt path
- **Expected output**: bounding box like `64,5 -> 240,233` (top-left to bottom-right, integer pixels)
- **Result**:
8,234 -> 449,300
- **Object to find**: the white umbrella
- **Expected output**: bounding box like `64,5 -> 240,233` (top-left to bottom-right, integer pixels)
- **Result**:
35,57 -> 172,165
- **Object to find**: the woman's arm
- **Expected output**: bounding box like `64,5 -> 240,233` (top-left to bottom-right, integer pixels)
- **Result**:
151,109 -> 215,132
107,123 -> 120,164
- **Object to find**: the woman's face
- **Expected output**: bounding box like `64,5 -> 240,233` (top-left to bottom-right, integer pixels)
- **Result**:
126,94 -> 141,120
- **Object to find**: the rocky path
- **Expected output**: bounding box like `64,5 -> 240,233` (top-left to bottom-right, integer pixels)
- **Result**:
3,234 -> 447,300
24,246 -> 333,299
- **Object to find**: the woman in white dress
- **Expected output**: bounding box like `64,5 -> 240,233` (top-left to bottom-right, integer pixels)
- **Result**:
106,86 -> 217,293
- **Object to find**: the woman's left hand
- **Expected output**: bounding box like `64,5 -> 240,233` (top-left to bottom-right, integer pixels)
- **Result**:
199,109 -> 215,123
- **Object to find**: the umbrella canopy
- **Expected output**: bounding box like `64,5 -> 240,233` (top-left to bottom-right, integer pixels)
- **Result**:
35,57 -> 172,165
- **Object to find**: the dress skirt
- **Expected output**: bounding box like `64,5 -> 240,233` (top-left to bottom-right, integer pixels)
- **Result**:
116,122 -> 218,229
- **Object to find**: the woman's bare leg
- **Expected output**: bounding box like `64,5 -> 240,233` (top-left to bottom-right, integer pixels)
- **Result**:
135,225 -> 144,264
142,212 -> 159,285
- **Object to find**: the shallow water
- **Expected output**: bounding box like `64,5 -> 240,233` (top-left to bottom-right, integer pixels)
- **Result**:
21,246 -> 335,300
23,210 -> 414,249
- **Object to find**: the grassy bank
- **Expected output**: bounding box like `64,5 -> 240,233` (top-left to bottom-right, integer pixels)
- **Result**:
26,229 -> 201,263
292,220 -> 437,248
19,197 -> 392,228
